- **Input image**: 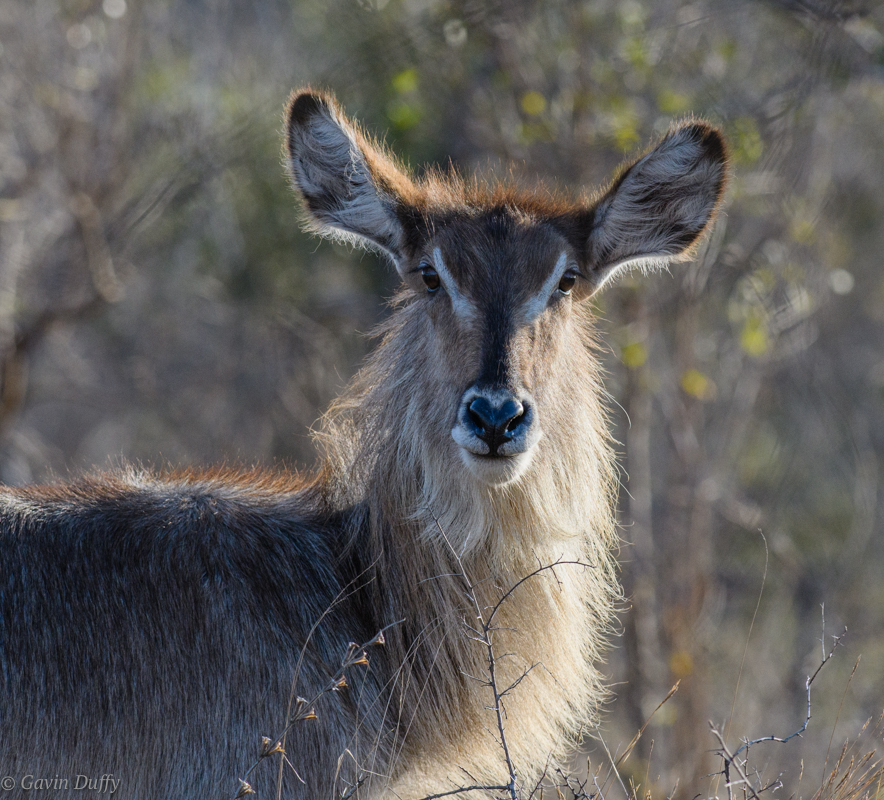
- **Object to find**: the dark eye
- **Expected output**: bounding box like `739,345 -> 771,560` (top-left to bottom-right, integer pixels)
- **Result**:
420,263 -> 441,293
558,269 -> 578,295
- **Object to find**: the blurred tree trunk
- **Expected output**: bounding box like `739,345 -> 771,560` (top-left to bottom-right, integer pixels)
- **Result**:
619,287 -> 667,768
664,285 -> 717,792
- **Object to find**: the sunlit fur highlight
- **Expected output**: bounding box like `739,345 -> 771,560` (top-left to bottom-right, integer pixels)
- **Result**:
310,289 -> 620,793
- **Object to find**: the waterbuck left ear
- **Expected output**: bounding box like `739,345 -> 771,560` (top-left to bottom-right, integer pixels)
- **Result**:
585,122 -> 728,292
286,89 -> 416,272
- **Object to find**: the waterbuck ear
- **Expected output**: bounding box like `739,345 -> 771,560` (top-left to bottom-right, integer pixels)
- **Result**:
285,89 -> 416,271
585,122 -> 728,292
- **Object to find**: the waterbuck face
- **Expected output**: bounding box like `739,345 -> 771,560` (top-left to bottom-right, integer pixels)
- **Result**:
286,90 -> 728,488
402,216 -> 581,486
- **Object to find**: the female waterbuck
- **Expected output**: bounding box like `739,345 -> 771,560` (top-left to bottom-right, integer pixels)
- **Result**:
0,90 -> 727,798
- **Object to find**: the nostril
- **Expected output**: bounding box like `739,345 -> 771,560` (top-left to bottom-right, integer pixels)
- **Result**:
505,407 -> 526,433
458,390 -> 535,457
498,399 -> 524,434
467,397 -> 493,435
467,396 -> 527,440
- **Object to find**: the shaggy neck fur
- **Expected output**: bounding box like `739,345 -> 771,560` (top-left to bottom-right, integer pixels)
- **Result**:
314,300 -> 620,796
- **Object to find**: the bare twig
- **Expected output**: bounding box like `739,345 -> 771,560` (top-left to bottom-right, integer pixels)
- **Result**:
433,516 -> 520,800
729,625 -> 847,764
710,620 -> 850,800
233,624 -> 398,799
614,681 -> 680,770
485,558 -> 596,629
710,725 -> 764,800
417,784 -> 512,799
337,772 -> 367,799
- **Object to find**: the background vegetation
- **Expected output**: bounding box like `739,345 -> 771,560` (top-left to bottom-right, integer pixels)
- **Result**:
2,0 -> 884,795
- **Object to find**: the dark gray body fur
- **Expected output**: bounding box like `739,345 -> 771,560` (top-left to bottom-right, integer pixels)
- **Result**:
0,476 -> 387,798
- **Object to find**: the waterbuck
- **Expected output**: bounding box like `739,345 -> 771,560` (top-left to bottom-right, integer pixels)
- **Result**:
0,89 -> 727,799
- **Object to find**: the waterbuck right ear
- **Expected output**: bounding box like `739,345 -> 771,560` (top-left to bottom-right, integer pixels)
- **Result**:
286,90 -> 415,271
585,121 -> 728,293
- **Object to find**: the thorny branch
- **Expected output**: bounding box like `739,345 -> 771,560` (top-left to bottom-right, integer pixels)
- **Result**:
710,619 -> 849,800
710,726 -> 781,800
416,784 -> 512,800
430,515 -> 601,800
337,773 -> 367,799
485,558 -> 594,628
433,516 -> 521,800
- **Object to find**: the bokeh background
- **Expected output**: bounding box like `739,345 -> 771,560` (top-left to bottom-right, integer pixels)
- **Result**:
2,0 -> 884,795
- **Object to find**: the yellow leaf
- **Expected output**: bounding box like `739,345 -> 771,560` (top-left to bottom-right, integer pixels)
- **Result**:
789,217 -> 816,245
680,368 -> 715,400
657,89 -> 690,114
520,91 -> 546,116
669,650 -> 693,679
387,101 -> 421,130
620,341 -> 648,369
613,121 -> 639,152
392,68 -> 418,95
730,116 -> 763,165
740,316 -> 769,356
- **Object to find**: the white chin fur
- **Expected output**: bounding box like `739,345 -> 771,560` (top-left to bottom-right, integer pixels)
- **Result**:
458,447 -> 535,487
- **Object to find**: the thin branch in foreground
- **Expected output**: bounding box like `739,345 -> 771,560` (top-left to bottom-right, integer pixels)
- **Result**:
232,623 -> 400,799
709,620 -> 852,800
432,515 -> 520,800
337,772 -> 367,800
417,784 -> 512,800
427,513 -> 626,800
729,625 -> 847,763
709,725 -> 766,800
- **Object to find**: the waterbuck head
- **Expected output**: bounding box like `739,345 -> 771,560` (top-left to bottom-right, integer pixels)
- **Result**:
286,89 -> 726,550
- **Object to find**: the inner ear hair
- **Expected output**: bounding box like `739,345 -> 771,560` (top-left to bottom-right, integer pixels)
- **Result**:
285,89 -> 417,265
586,121 -> 729,289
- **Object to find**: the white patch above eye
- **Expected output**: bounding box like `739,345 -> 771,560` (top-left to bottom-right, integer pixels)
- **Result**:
432,247 -> 478,322
520,251 -> 570,324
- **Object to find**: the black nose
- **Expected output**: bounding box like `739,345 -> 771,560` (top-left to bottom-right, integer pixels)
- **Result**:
467,396 -> 528,456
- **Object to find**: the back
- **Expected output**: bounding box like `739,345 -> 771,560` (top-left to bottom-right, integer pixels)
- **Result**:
0,471 -> 375,798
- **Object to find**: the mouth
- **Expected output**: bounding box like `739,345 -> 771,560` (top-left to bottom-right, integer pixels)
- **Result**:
454,441 -> 539,487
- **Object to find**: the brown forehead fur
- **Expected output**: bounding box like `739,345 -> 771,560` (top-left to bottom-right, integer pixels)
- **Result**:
394,175 -> 595,265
